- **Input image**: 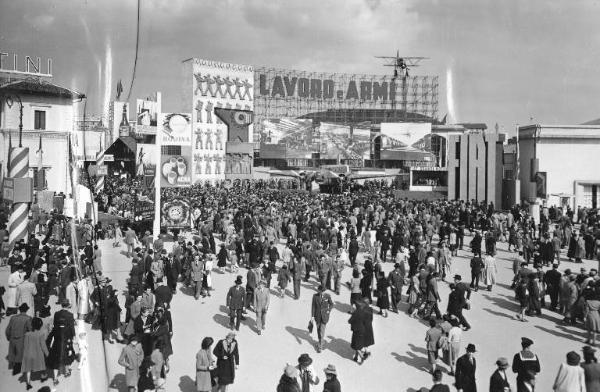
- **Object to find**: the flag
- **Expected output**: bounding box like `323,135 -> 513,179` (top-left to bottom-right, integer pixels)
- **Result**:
116,79 -> 123,100
441,114 -> 447,125
6,131 -> 12,175
36,134 -> 44,190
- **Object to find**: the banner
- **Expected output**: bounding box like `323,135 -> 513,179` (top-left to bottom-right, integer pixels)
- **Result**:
159,113 -> 192,146
160,146 -> 192,187
37,190 -> 55,212
161,197 -> 191,228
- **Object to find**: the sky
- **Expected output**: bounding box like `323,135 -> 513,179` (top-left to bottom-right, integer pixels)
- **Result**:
1,0 -> 600,133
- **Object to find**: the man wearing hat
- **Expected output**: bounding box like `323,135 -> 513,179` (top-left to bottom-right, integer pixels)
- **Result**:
455,343 -> 477,392
388,262 -> 405,313
5,302 -> 32,374
452,275 -> 472,331
511,337 -> 540,390
323,364 -> 341,392
489,357 -> 511,392
253,280 -> 270,335
544,263 -> 562,312
311,285 -> 334,353
226,276 -> 246,331
296,354 -> 319,392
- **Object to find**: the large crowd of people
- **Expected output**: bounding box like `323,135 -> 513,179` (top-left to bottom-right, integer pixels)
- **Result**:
2,179 -> 600,391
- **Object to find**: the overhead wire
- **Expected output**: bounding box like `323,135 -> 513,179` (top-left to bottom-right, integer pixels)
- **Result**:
126,0 -> 141,101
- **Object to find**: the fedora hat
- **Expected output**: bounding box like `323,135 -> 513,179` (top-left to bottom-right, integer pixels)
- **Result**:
495,357 -> 509,368
466,343 -> 477,353
298,353 -> 313,366
323,364 -> 337,375
235,275 -> 243,285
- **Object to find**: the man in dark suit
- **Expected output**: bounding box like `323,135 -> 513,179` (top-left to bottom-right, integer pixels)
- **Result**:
544,263 -> 562,311
226,275 -> 246,331
290,256 -> 305,299
455,343 -> 477,392
490,357 -> 511,392
348,236 -> 359,267
452,275 -> 472,330
311,285 -> 333,353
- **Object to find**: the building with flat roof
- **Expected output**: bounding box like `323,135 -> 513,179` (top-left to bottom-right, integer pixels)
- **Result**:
518,123 -> 600,209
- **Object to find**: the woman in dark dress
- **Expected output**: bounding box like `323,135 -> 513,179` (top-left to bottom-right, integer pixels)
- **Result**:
213,332 -> 239,392
359,269 -> 372,304
348,297 -> 374,364
376,270 -> 390,317
103,289 -> 122,343
151,307 -> 173,371
46,308 -> 76,385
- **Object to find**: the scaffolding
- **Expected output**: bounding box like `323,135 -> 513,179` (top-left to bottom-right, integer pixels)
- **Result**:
253,66 -> 438,142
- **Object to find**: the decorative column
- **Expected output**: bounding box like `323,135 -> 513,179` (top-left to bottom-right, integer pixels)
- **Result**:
8,145 -> 30,247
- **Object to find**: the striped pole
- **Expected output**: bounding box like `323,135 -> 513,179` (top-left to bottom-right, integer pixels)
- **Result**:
95,149 -> 105,193
8,146 -> 30,248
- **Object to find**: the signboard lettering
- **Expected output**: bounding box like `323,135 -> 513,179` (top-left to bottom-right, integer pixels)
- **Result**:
258,73 -> 396,102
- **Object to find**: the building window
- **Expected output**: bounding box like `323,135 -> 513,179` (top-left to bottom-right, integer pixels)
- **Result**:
34,110 -> 46,130
31,167 -> 48,190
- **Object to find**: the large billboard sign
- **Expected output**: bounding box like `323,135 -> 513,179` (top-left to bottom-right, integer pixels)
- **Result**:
257,73 -> 397,102
379,123 -> 433,151
135,98 -> 158,135
319,122 -> 371,160
159,113 -> 192,146
191,59 -> 254,184
160,146 -> 192,187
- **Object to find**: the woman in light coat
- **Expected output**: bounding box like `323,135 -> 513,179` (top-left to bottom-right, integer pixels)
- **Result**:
196,337 -> 215,392
552,351 -> 586,392
483,253 -> 498,291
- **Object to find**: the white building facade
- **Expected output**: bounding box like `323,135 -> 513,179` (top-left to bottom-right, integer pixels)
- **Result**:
518,124 -> 600,209
0,79 -> 83,195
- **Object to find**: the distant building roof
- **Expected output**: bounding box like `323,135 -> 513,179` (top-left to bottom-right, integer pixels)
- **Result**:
0,79 -> 84,99
456,123 -> 487,130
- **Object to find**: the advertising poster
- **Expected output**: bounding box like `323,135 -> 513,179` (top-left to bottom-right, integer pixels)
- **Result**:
191,59 -> 254,184
159,113 -> 192,146
108,101 -> 130,144
160,146 -> 192,187
260,118 -> 314,147
161,197 -> 191,228
136,98 -> 158,135
135,143 -> 157,177
379,122 -> 433,151
319,122 -> 371,160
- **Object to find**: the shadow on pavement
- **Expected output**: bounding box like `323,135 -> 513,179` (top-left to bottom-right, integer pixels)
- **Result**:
483,307 -> 515,320
391,351 -> 429,373
406,388 -> 429,392
213,313 -> 232,329
481,293 -> 518,313
333,300 -> 352,314
285,325 -> 315,347
109,373 -> 127,392
536,324 -> 585,342
408,343 -> 428,356
325,335 -> 354,360
178,375 -> 196,392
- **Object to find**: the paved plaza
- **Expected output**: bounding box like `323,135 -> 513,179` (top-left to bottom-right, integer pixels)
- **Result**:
1,233 -> 596,392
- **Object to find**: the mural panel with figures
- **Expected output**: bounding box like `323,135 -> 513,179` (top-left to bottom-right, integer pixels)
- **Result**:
191,58 -> 254,184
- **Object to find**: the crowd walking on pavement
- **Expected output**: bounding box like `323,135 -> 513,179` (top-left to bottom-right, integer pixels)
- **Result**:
3,179 -> 600,391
